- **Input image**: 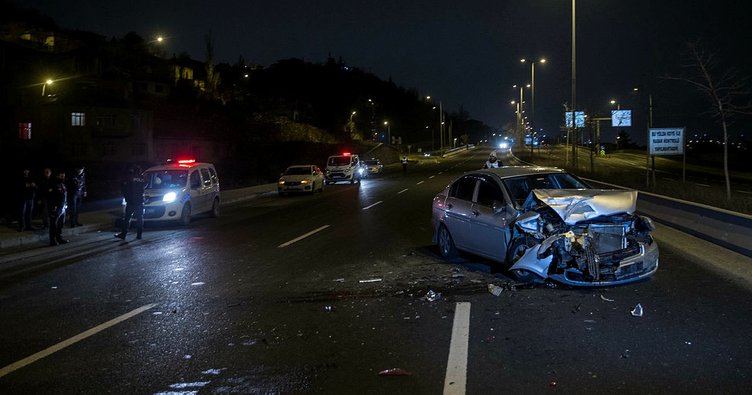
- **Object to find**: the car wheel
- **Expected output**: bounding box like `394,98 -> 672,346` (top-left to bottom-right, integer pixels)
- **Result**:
210,198 -> 220,218
180,202 -> 191,226
506,236 -> 543,283
437,224 -> 458,259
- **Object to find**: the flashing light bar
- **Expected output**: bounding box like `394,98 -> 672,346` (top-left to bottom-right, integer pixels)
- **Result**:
342,152 -> 352,156
177,159 -> 196,164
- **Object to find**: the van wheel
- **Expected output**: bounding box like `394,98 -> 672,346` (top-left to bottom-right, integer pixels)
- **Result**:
180,202 -> 192,225
210,198 -> 220,218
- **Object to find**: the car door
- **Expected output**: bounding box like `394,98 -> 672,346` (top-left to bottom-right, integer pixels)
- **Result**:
198,167 -> 215,213
188,169 -> 205,213
466,175 -> 512,261
442,175 -> 478,250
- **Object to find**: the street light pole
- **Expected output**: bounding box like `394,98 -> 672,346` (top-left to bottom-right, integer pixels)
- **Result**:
571,0 -> 577,167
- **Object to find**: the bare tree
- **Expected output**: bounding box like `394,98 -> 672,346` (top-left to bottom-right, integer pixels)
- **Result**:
204,31 -> 222,102
665,41 -> 751,200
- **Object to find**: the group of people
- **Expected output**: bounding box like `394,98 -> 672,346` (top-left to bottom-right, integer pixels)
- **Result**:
16,166 -> 86,246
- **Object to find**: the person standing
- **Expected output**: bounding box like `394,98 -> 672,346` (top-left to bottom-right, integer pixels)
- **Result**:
18,168 -> 36,231
116,165 -> 146,240
67,165 -> 87,227
483,151 -> 501,169
47,170 -> 68,246
401,155 -> 408,173
37,168 -> 53,229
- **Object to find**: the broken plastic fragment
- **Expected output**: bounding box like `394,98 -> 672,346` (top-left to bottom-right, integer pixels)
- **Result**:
359,278 -> 382,283
333,278 -> 345,282
425,290 -> 441,302
600,295 -> 615,302
488,284 -> 503,296
631,303 -> 643,317
378,368 -> 413,376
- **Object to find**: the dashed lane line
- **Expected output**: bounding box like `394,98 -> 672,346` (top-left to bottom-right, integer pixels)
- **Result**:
277,225 -> 331,248
0,303 -> 158,378
443,302 -> 471,395
361,201 -> 383,211
397,189 -> 409,195
429,175 -> 436,179
417,181 -> 425,185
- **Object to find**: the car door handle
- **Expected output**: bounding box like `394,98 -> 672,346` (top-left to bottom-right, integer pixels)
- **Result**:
472,210 -> 480,216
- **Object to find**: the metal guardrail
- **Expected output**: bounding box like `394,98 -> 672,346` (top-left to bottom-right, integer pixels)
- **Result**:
586,178 -> 752,258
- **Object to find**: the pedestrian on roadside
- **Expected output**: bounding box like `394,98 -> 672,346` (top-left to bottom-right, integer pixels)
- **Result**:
36,167 -> 53,229
17,168 -> 36,231
401,155 -> 408,173
115,165 -> 146,240
67,165 -> 87,227
47,169 -> 68,246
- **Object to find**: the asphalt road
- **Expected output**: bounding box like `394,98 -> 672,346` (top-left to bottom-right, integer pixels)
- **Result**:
1,149 -> 751,394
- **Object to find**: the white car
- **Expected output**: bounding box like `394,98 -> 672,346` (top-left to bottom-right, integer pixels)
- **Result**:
278,165 -> 325,195
362,159 -> 383,176
142,160 -> 220,225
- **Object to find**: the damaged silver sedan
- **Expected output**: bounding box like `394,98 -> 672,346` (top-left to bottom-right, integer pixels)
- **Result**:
431,166 -> 658,286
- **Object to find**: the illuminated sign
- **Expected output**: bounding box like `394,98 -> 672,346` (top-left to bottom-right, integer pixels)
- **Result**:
649,127 -> 684,155
565,111 -> 586,128
611,110 -> 632,127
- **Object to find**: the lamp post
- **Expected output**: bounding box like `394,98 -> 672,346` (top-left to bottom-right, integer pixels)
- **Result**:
570,0 -> 577,167
41,79 -> 53,96
384,120 -> 390,144
520,58 -> 546,132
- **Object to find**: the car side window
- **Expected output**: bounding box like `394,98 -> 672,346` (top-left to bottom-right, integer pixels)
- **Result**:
208,168 -> 218,184
503,177 -> 530,207
190,171 -> 201,189
449,176 -> 476,201
200,168 -> 212,186
476,176 -> 505,207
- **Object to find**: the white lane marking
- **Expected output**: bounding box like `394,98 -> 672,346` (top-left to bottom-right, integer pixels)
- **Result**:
738,190 -> 752,195
278,225 -> 331,248
438,172 -> 443,174
416,181 -> 425,185
397,189 -> 409,195
696,183 -> 711,187
429,175 -> 436,179
0,303 -> 158,378
362,201 -> 383,211
444,302 -> 471,395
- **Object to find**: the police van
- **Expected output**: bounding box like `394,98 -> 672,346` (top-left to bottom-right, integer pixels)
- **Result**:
325,153 -> 364,184
142,160 -> 220,225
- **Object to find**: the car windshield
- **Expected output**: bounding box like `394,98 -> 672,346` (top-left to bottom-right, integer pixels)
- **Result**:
364,160 -> 379,165
328,156 -> 351,166
503,173 -> 590,208
285,167 -> 311,175
144,170 -> 188,189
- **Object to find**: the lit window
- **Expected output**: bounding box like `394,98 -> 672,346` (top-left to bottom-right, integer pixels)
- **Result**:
71,112 -> 86,127
18,122 -> 32,140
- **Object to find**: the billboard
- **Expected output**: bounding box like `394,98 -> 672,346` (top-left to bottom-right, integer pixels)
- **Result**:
649,127 -> 684,155
611,110 -> 632,127
565,111 -> 586,128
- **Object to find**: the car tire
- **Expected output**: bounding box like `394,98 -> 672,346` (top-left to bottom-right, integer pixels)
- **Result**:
506,236 -> 543,283
210,198 -> 220,218
437,224 -> 458,259
180,202 -> 191,226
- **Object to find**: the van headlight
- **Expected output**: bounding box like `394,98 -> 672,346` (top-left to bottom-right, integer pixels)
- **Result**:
163,192 -> 177,203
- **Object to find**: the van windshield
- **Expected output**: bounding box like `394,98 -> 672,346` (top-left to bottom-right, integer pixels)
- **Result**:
328,156 -> 351,166
144,170 -> 188,189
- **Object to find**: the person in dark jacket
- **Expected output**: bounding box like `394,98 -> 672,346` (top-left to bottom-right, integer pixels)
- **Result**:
36,167 -> 53,229
47,170 -> 68,246
116,165 -> 146,240
18,168 -> 36,231
67,165 -> 86,227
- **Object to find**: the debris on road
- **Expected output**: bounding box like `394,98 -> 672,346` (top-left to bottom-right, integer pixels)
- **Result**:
621,349 -> 631,359
424,289 -> 441,302
488,283 -> 504,296
600,295 -> 615,302
378,368 -> 413,376
631,303 -> 644,317
359,278 -> 382,283
333,278 -> 345,282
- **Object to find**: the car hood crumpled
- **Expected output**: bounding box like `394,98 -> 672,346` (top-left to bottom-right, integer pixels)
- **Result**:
525,189 -> 638,225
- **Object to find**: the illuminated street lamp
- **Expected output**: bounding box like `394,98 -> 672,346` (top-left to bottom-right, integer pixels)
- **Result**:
520,58 -> 546,133
41,79 -> 53,96
384,120 -> 391,144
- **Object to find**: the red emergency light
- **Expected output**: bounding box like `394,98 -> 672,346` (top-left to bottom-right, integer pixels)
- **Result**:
342,152 -> 352,156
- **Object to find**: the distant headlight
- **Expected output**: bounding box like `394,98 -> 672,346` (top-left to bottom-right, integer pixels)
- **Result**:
163,192 -> 177,203
358,168 -> 365,175
300,179 -> 310,184
278,179 -> 285,185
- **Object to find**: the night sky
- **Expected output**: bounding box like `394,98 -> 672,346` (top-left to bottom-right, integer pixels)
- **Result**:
16,0 -> 752,144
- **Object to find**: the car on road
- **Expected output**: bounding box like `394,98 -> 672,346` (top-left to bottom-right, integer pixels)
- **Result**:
431,166 -> 659,286
142,160 -> 220,225
325,153 -> 364,184
278,165 -> 325,195
362,159 -> 383,176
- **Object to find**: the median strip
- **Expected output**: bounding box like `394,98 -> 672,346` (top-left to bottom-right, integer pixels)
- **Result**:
278,225 -> 331,248
0,303 -> 158,378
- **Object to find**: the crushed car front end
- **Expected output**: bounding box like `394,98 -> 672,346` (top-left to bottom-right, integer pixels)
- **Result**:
508,189 -> 659,286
